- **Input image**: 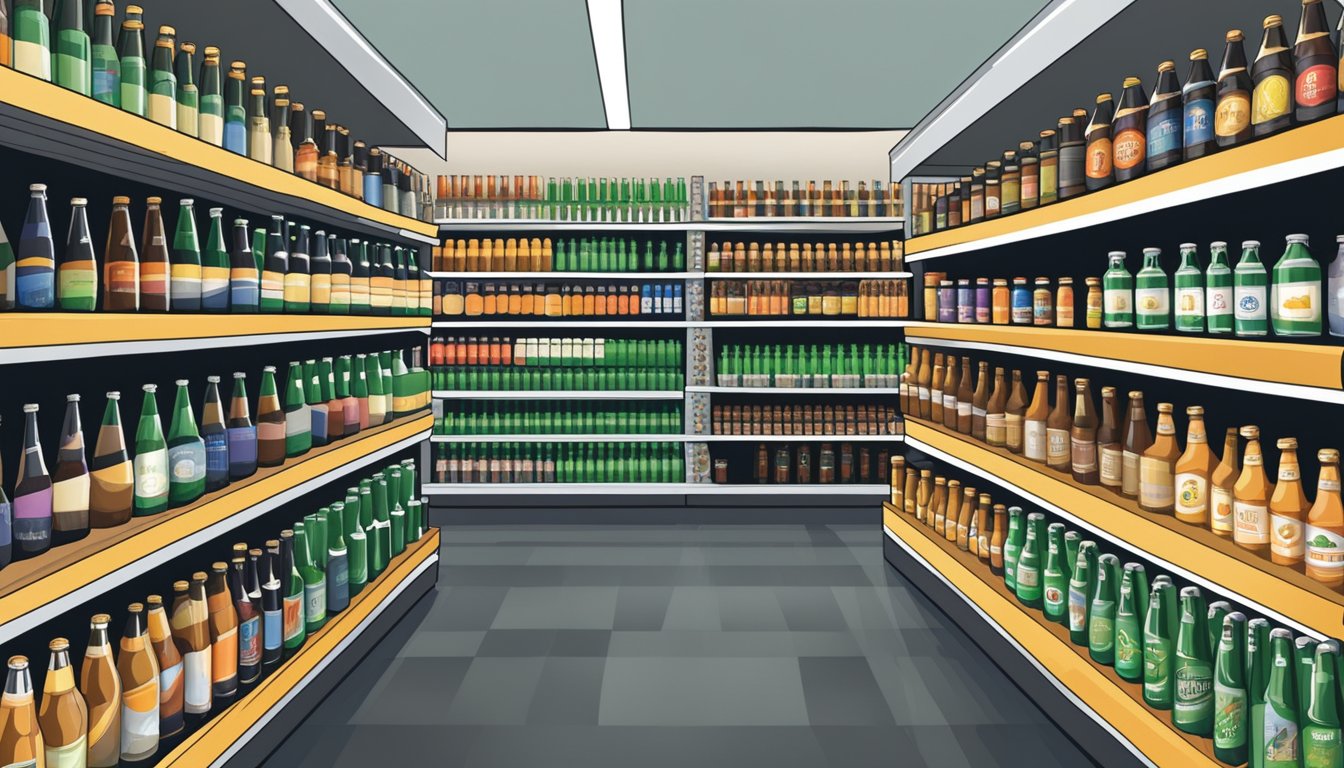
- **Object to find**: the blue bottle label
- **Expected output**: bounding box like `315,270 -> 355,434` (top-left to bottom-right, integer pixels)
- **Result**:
227,426 -> 256,472
205,432 -> 229,480
1184,98 -> 1214,147
263,608 -> 282,650
1147,113 -> 1182,157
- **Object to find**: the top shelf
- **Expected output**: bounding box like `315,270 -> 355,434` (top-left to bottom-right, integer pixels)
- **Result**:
436,218 -> 905,234
0,68 -> 439,244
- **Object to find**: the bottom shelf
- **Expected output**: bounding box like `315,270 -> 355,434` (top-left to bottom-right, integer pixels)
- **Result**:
882,504 -> 1216,768
159,528 -> 441,768
423,482 -> 889,495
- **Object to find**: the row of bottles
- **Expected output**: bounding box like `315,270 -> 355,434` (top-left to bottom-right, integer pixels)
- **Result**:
900,346 -> 1344,588
0,188 -> 430,314
430,442 -> 684,484
430,336 -> 681,369
432,237 -> 686,274
711,403 -> 902,437
434,402 -> 683,436
705,179 -> 901,219
2,1 -> 430,216
890,456 -> 1336,766
0,347 -> 429,569
908,0 -> 1340,236
708,279 -> 908,318
723,442 -> 891,485
436,281 -> 684,319
0,458 -> 426,768
923,271 -> 1079,327
706,240 -> 905,273
714,343 -> 906,388
434,175 -> 690,223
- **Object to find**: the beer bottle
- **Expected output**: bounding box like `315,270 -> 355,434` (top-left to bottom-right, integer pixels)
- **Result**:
247,81 -> 271,165
197,47 -> 223,146
168,199 -> 202,311
1172,407 -> 1216,526
371,244 -> 394,316
1037,130 -> 1059,205
0,208 -> 16,311
284,224 -> 311,313
326,504 -> 349,615
280,529 -> 306,654
116,10 -> 145,116
955,487 -> 976,550
1297,636 -> 1319,715
1144,579 -> 1176,708
222,61 -> 246,155
0,656 -> 41,768
0,416 -> 8,569
294,523 -> 326,634
1069,378 -> 1099,484
1115,562 -> 1147,682
1045,374 -> 1072,472
80,614 -> 120,768
310,230 -> 332,313
11,0 -> 50,80
1097,386 -> 1123,492
350,239 -> 372,315
1014,512 -> 1044,608
39,637 -> 87,766
169,577 -> 210,722
145,26 -> 177,129
1271,437 -> 1309,568
231,557 -> 260,686
366,354 -> 389,427
144,595 -> 184,740
51,394 -> 89,546
201,208 -> 229,312
1213,612 -> 1250,764
954,356 -> 974,434
318,119 -> 339,189
1022,371 -> 1050,464
200,376 -> 228,493
1121,391 -> 1152,500
1134,247 -> 1170,330
225,372 -> 256,481
352,355 -> 371,430
986,503 -> 1007,574
15,403 -> 53,559
1057,116 -> 1085,200
259,215 -> 287,313
90,0 -> 119,107
16,183 -> 55,310
304,360 -> 327,448
320,357 -> 344,442
1252,15 -> 1295,137
390,247 -> 407,317
1088,552 -> 1119,665
174,41 -> 197,137
1216,30 -> 1254,148
57,197 -> 97,311
139,197 -> 170,312
164,380 -> 205,508
1248,617 -> 1273,763
1147,61 -> 1182,171
1200,240 -> 1233,334
1102,251 -> 1133,328
283,361 -> 311,458
1065,539 -> 1096,644
117,603 -> 159,764
250,224 -> 266,284
337,356 -> 360,437
1001,505 -> 1024,591
1173,586 -> 1213,735
345,490 -> 368,596
1084,93 -> 1115,192
1234,425 -> 1272,556
1294,0 -> 1337,123
228,217 -> 258,312
1271,234 -> 1323,337
1112,77 -> 1149,183
1004,370 -> 1029,455
1169,243 -> 1204,333
256,366 -> 285,467
98,197 -> 136,312
329,236 -> 352,315
1263,628 -> 1303,766
1303,641 -> 1343,767
970,360 -> 990,441
205,562 -> 238,707
1139,403 -> 1180,514
1211,427 -> 1240,538
1182,49 -> 1218,161
914,347 -> 932,419
260,542 -> 283,671
372,475 -> 393,576
271,87 -> 293,171
1042,522 -> 1069,624
1307,449 -> 1344,590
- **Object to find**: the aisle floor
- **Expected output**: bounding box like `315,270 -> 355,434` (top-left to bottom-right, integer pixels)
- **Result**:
264,524 -> 1093,767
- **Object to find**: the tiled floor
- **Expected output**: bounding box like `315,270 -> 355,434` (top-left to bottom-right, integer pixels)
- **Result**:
263,524 -> 1094,767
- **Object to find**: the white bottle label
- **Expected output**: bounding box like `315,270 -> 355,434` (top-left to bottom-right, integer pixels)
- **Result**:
1175,287 -> 1204,318
1135,287 -> 1169,317
1023,420 -> 1047,461
1270,513 -> 1305,560
1233,501 -> 1269,544
1207,286 -> 1233,318
1173,472 -> 1208,519
1234,285 -> 1267,320
1210,486 -> 1235,534
1273,281 -> 1321,322
1306,525 -> 1344,574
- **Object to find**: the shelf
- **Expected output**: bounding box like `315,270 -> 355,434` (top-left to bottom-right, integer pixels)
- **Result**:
903,418 -> 1340,640
431,434 -> 687,442
433,390 -> 684,400
0,314 -> 429,365
706,272 -> 913,280
882,505 -> 1216,768
0,67 -> 439,244
158,529 -> 440,768
437,218 -> 904,233
904,112 -> 1344,262
427,271 -> 697,280
432,319 -> 691,329
699,218 -> 905,233
694,434 -> 903,443
701,319 -> 910,328
423,482 -> 888,496
904,321 -> 1344,404
688,386 -> 899,395
0,413 -> 432,646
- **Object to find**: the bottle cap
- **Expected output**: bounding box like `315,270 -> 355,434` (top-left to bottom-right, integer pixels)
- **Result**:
1123,76 -> 1141,87
1277,437 -> 1298,450
1143,247 -> 1161,256
1157,61 -> 1174,72
176,379 -> 189,386
1286,233 -> 1309,244
1226,29 -> 1244,42
1186,405 -> 1204,415
1242,240 -> 1260,248
48,638 -> 69,652
159,25 -> 175,35
1240,425 -> 1259,438
1190,48 -> 1208,60
142,384 -> 157,393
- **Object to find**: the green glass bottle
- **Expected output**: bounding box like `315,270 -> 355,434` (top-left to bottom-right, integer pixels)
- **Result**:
1002,506 -> 1025,593
223,60 -> 247,155
146,25 -> 176,129
294,522 -> 326,634
12,0 -> 51,80
53,0 -> 90,95
284,361 -> 311,458
197,46 -> 223,146
325,503 -> 349,615
1173,243 -> 1204,333
1103,251 -> 1134,328
132,383 -> 168,516
165,379 -> 206,508
279,530 -> 306,656
170,198 -> 202,311
343,489 -> 368,597
1299,637 -> 1321,716
1042,523 -> 1069,625
1173,586 -> 1214,736
1088,553 -> 1119,665
1114,562 -> 1146,683
89,0 -> 119,106
1067,540 -> 1097,646
1206,600 -> 1232,674
1271,234 -> 1323,337
201,207 -> 229,311
173,40 -> 198,137
370,474 -> 391,578
1135,247 -> 1170,330
1249,617 -> 1274,766
115,12 -> 145,116
1206,241 -> 1234,334
1213,611 -> 1249,765
389,498 -> 406,557
1014,512 -> 1044,608
1235,239 -> 1269,337
1263,628 -> 1302,767
1303,642 -> 1343,768
1144,579 -> 1177,709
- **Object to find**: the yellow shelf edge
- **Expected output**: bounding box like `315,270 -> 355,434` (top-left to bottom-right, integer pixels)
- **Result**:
159,528 -> 440,767
883,507 -> 1217,767
0,314 -> 429,350
0,68 -> 438,239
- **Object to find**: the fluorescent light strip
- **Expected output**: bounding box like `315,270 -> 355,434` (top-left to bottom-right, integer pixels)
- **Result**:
587,0 -> 631,130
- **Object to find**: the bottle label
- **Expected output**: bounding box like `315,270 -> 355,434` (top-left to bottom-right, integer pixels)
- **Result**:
1271,513 -> 1305,560
958,401 -> 972,419
1306,525 -> 1344,574
1103,288 -> 1131,316
1046,427 -> 1070,466
1215,92 -> 1251,137
227,426 -> 257,468
1305,726 -> 1342,767
1174,472 -> 1208,519
1211,486 -> 1235,534
1176,287 -> 1204,321
1174,662 -> 1213,716
1274,281 -> 1321,321
1207,285 -> 1233,318
1089,614 -> 1114,653
133,448 -> 169,500
1100,445 -> 1124,486
205,432 -> 228,479
263,608 -> 283,651
1144,640 -> 1170,698
1234,501 -> 1269,544
283,594 -> 303,642
1297,64 -> 1337,107
1016,567 -> 1039,589
1213,681 -> 1247,750
1184,97 -> 1214,146
1023,420 -> 1047,461
1043,584 -> 1065,612
1085,138 -> 1112,179
1071,436 -> 1098,473
1115,621 -> 1142,668
239,615 -> 261,667
1067,585 -> 1087,632
1147,113 -> 1182,157
985,413 -> 1007,445
1121,449 -> 1142,496
168,441 -> 207,484
1139,455 -> 1175,508
1235,284 -> 1266,319
305,582 -> 327,624
1264,707 -> 1301,762
1252,74 -> 1291,125
1058,145 -> 1084,190
182,648 -> 211,712
1112,128 -> 1146,170
211,623 -> 237,686
1004,413 -> 1024,450
45,734 -> 88,768
1135,287 -> 1169,318
120,677 -> 160,759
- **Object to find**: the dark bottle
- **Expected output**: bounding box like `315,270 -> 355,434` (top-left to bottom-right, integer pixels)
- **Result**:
51,394 -> 90,547
1112,77 -> 1149,183
1215,30 -> 1254,148
201,376 -> 229,493
139,196 -> 170,312
14,404 -> 53,558
1182,49 -> 1218,160
1294,0 -> 1337,123
1057,117 -> 1086,201
230,557 -> 260,686
0,417 -> 10,568
1251,14 -> 1295,137
1084,93 -> 1115,192
1147,61 -> 1183,172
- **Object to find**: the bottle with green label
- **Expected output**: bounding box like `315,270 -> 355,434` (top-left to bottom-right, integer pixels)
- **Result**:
1235,239 -> 1269,337
1213,611 -> 1249,765
12,0 -> 51,80
116,12 -> 145,116
1014,512 -> 1044,609
1041,523 -> 1069,625
197,47 -> 224,146
174,41 -> 198,137
1135,247 -> 1170,330
1002,506 -> 1024,593
1249,617 -> 1274,766
294,522 -> 326,634
90,0 -> 119,106
1067,540 -> 1097,647
1206,240 -> 1234,334
343,489 -> 367,598
146,25 -> 176,128
1103,251 -> 1134,328
1271,233 -> 1322,337
52,0 -> 90,95
133,384 -> 168,516
57,197 -> 97,311
1173,586 -> 1213,736
1303,642 -> 1342,768
284,361 -> 311,458
1144,579 -> 1176,709
1114,562 -> 1147,682
170,198 -> 202,311
1263,628 -> 1302,767
1088,553 -> 1119,665
166,379 -> 206,508
1173,243 -> 1204,333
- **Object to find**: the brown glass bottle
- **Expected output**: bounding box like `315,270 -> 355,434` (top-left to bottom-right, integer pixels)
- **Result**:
140,197 -> 170,312
116,603 -> 160,764
989,504 -> 1008,575
1233,425 -> 1271,556
1044,375 -> 1073,472
1022,371 -> 1051,464
942,479 -> 961,541
1147,61 -> 1183,171
1084,93 -> 1115,192
1293,0 -> 1337,123
1174,406 -> 1217,526
930,477 -> 948,532
293,103 -> 318,182
1120,391 -> 1152,499
1098,386 -> 1124,492
915,469 -> 932,523
974,492 -> 991,562
903,463 -> 919,516
956,485 -> 976,551
1004,370 -> 1030,455
1056,117 -> 1085,200
900,346 -> 918,414
1070,378 -> 1099,484
985,367 -> 1008,448
1112,77 -> 1149,183
1138,403 -> 1181,514
1269,438 -> 1308,568
1210,427 -> 1240,538
1252,15 -> 1295,137
1215,30 -> 1254,148
941,355 -> 960,430
80,613 -> 121,768
955,356 -> 975,434
970,361 -> 990,440
916,347 -> 933,420
104,196 -> 139,311
1183,50 -> 1219,161
929,353 -> 946,424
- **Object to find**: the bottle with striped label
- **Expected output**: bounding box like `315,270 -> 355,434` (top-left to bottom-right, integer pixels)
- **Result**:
169,199 -> 202,311
259,215 -> 287,313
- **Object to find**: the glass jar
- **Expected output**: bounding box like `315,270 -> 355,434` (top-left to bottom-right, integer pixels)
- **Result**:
1032,277 -> 1054,326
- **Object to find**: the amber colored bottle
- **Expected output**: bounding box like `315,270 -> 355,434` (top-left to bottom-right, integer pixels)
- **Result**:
1022,371 -> 1051,464
955,356 -> 975,434
292,103 -> 317,181
1138,403 -> 1180,513
1233,425 -> 1272,557
1120,391 -> 1152,499
903,464 -> 919,516
255,366 -> 285,468
1173,407 -> 1218,526
1209,428 -> 1239,538
915,470 -> 932,523
1045,375 -> 1073,472
144,594 -> 184,739
39,637 -> 87,768
104,196 -> 140,311
206,563 -> 239,707
140,197 -> 171,312
929,353 -> 946,424
989,504 -> 1008,575
985,367 -> 1008,448
1269,438 -> 1308,568
1306,448 -> 1344,588
956,486 -> 976,550
941,356 -> 959,430
943,479 -> 961,541
974,493 -> 992,561
916,348 -> 933,420
930,477 -> 948,532
116,603 -> 160,765
970,361 -> 989,440
1004,370 -> 1030,455
80,613 -> 121,768
900,347 -> 918,414
1070,379 -> 1099,484
1097,386 -> 1123,492
889,455 -> 905,508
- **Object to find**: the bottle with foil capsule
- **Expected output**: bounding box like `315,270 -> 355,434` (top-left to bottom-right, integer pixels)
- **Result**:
1215,30 -> 1253,148
1182,49 -> 1217,160
145,26 -> 177,129
222,61 -> 247,155
260,542 -> 284,671
229,217 -> 258,312
139,197 -> 170,312
1252,15 -> 1294,137
247,79 -> 271,165
1146,62 -> 1182,171
144,595 -> 184,740
14,403 -> 52,559
1084,93 -> 1115,192
271,86 -> 293,172
58,197 -> 97,311
117,603 -> 160,765
1294,0 -> 1337,123
1111,76 -> 1148,183
51,394 -> 90,547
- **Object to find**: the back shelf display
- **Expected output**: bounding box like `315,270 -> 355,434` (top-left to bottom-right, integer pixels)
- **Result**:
435,402 -> 683,436
432,237 -> 686,274
430,441 -> 684,485
430,336 -> 683,392
714,343 -> 907,389
707,239 -> 904,273
706,179 -> 900,219
711,402 -> 902,438
434,175 -> 690,223
435,280 -> 683,320
709,279 -> 907,318
711,441 -> 892,486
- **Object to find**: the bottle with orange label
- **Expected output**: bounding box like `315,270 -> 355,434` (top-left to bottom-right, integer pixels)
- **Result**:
1084,93 -> 1115,192
1269,437 -> 1308,567
1111,77 -> 1149,183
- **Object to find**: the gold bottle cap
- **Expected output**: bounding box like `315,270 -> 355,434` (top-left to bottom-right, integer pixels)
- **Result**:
8,656 -> 28,669
70,197 -> 87,206
124,20 -> 146,30
158,25 -> 175,36
250,89 -> 265,96
1277,437 -> 1298,449
95,2 -> 114,15
91,614 -> 111,625
1157,61 -> 1174,72
934,477 -> 946,485
192,571 -> 208,582
1040,128 -> 1056,138
1320,449 -> 1339,462
204,46 -> 220,58
313,109 -> 327,120
126,4 -> 143,13
1122,76 -> 1141,87
1019,140 -> 1034,150
1096,92 -> 1113,103
1036,370 -> 1050,379
212,562 -> 228,571
180,42 -> 196,54
146,195 -> 162,204
1128,390 -> 1144,400
231,60 -> 247,69
1075,377 -> 1090,388
48,638 -> 69,652
172,580 -> 189,591
1240,425 -> 1259,438
1227,29 -> 1244,42
920,469 -> 931,477
1085,276 -> 1100,286
1186,405 -> 1204,416
1263,15 -> 1282,27
127,602 -> 144,613
1190,48 -> 1208,60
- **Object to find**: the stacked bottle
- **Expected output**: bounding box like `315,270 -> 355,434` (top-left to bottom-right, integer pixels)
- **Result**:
707,240 -> 904,272
434,175 -> 689,222
430,442 -> 684,484
436,281 -> 682,319
435,402 -> 683,435
705,180 -> 900,218
711,403 -> 901,436
714,343 -> 906,388
709,279 -> 907,318
433,237 -> 685,273
431,337 -> 682,391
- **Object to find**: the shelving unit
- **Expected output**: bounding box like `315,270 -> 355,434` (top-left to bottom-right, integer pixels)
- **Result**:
688,386 -> 900,395
437,217 -> 904,233
427,271 -> 697,279
426,482 -> 888,496
432,320 -> 692,329
695,434 -> 902,443
705,272 -> 913,280
431,434 -> 687,442
432,390 -> 684,400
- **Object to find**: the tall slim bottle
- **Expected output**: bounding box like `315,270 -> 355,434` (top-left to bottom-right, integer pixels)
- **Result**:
80,614 -> 120,768
1216,30 -> 1254,148
326,505 -> 349,615
51,394 -> 89,547
229,217 -> 258,312
1307,449 -> 1344,590
284,225 -> 311,313
304,360 -> 327,448
115,10 -> 144,116
38,637 -> 87,767
143,595 -> 183,740
205,562 -> 238,707
281,529 -> 306,655
1211,427 -> 1240,538
12,0 -> 50,80
200,208 -> 229,312
199,376 -> 228,493
1070,378 -> 1099,484
102,196 -> 138,311
1213,612 -> 1249,764
117,603 -> 159,765
1183,49 -> 1217,160
1144,579 -> 1176,709
295,524 -> 326,634
169,199 -> 202,311
132,384 -> 168,516
1115,562 -> 1146,682
1234,425 -> 1272,556
343,491 -> 368,597
169,577 -> 210,721
1295,0 -> 1337,123
1263,628 -> 1303,766
1303,641 -> 1342,767
260,215 -> 286,313
1112,76 -> 1148,183
0,417 -> 9,569
256,366 -> 285,467
350,239 -> 372,314
16,183 -> 55,310
310,230 -> 332,313
196,47 -> 223,146
89,392 -> 132,528
1270,438 -> 1309,568
247,83 -> 271,165
230,557 -> 260,686
1173,407 -> 1217,526
1139,403 -> 1179,514
56,197 -> 97,311
222,61 -> 246,155
14,403 -> 52,559
1097,386 -> 1123,492
173,41 -> 197,137
1135,248 -> 1170,330
145,26 -> 176,129
139,197 -> 170,312
1147,61 -> 1182,171
260,542 -> 283,671
320,357 -> 344,442
90,0 -> 119,106
283,361 -> 311,458
1121,391 -> 1152,500
1088,553 -> 1119,665
329,236 -> 351,314
165,380 -> 205,508
1251,15 -> 1295,137
225,372 -> 256,481
1173,243 -> 1204,333
1173,586 -> 1213,736
0,656 -> 42,768
270,86 -> 292,171
1084,93 -> 1115,192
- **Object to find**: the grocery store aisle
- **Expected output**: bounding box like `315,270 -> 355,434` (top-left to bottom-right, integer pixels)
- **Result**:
263,524 -> 1092,767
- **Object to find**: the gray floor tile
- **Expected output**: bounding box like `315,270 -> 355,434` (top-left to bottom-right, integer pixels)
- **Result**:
445,657 -> 547,725
775,586 -> 850,631
524,658 -> 607,725
612,586 -> 675,630
606,629 -> 864,658
660,586 -> 722,630
422,586 -> 510,630
351,657 -> 473,725
491,586 -> 619,629
475,629 -> 556,657
599,657 -> 808,726
526,545 -> 684,566
715,586 -> 789,630
398,630 -> 486,657
798,657 -> 896,726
